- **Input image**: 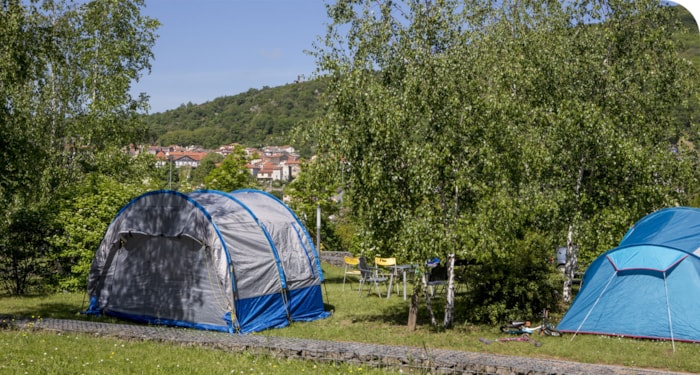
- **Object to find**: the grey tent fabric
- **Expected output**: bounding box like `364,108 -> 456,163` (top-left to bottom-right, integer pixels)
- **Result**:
86,189 -> 329,333
229,189 -> 323,288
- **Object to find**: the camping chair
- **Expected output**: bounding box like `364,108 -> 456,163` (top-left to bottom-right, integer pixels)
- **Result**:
343,256 -> 361,290
375,256 -> 400,296
357,256 -> 390,297
426,262 -> 447,297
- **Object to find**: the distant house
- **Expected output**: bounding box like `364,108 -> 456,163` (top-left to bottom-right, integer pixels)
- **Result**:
153,146 -> 209,168
245,146 -> 301,182
148,143 -> 302,182
284,155 -> 301,178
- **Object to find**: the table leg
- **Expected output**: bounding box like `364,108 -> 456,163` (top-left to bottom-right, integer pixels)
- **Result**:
402,270 -> 407,300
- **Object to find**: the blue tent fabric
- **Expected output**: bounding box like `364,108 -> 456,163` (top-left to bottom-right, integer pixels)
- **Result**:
87,189 -> 329,334
557,207 -> 700,342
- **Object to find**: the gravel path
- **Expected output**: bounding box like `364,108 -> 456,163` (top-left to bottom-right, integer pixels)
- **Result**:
9,317 -> 691,375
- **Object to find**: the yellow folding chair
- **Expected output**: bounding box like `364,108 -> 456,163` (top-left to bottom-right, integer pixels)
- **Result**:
357,257 -> 390,297
342,256 -> 361,290
375,257 -> 399,297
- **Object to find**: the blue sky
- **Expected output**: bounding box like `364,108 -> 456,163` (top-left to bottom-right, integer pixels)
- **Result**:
131,0 -> 329,113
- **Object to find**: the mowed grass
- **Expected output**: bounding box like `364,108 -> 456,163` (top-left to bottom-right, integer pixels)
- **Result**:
1,263 -> 699,374
0,330 -> 386,375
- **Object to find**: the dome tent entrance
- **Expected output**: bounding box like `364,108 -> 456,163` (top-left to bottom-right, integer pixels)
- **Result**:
86,189 -> 329,333
557,207 -> 700,343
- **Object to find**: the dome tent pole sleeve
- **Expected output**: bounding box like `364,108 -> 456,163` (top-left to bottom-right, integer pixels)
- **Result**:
291,222 -> 317,278
256,220 -> 292,322
201,214 -> 240,333
232,188 -> 325,282
192,189 -> 289,328
663,271 -> 676,352
258,221 -> 288,290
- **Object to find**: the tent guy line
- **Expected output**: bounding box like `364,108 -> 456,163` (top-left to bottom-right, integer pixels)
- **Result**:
558,206 -> 700,350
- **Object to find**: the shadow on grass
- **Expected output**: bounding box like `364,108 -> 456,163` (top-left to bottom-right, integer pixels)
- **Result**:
349,300 -> 457,327
331,287 -> 481,332
0,301 -> 85,320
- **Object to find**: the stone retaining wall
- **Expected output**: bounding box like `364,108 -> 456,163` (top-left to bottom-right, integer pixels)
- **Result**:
319,251 -> 353,267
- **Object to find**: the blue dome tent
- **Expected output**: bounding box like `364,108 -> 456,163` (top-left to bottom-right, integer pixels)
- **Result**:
558,207 -> 700,344
86,189 -> 329,333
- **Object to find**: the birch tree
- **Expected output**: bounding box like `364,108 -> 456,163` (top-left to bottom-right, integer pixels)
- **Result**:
309,0 -> 698,323
0,0 -> 159,293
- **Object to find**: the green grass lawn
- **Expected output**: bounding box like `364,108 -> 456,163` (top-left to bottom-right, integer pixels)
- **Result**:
0,263 -> 698,374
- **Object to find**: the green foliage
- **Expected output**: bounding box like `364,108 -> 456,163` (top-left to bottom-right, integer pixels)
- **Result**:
285,157 -> 344,251
0,202 -> 58,295
49,152 -> 159,292
0,0 -> 158,294
0,330 -> 387,375
190,152 -> 223,188
204,145 -> 254,191
309,0 -> 700,321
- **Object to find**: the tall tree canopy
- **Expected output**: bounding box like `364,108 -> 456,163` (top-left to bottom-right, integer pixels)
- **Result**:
0,0 -> 159,294
204,144 -> 255,191
309,0 -> 699,322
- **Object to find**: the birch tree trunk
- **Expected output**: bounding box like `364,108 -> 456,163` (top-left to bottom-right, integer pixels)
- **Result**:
443,254 -> 455,328
563,226 -> 579,302
422,271 -> 438,326
408,284 -> 419,331
563,161 -> 585,302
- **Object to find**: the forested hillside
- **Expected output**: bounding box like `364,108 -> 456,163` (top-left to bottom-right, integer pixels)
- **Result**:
143,78 -> 327,155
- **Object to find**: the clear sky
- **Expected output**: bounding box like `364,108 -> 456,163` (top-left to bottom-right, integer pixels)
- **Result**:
130,0 -> 329,114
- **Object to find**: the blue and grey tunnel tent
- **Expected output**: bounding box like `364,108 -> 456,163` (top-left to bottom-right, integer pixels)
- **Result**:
557,207 -> 700,343
86,189 -> 329,333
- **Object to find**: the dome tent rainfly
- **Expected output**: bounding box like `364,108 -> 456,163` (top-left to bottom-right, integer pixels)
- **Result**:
557,207 -> 700,344
86,189 -> 330,333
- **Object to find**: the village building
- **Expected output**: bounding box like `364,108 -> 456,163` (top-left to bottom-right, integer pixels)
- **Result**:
148,144 -> 302,182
